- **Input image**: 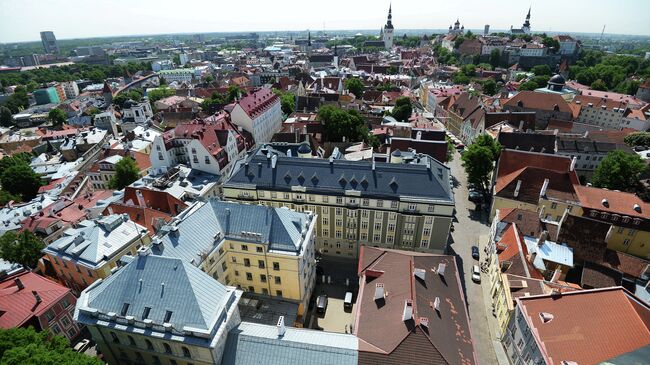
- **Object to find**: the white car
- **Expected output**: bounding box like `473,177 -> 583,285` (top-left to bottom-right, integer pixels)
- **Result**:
74,339 -> 91,353
472,265 -> 481,283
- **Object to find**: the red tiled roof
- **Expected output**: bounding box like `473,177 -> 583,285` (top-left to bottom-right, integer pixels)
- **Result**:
497,224 -> 544,280
0,271 -> 71,328
496,166 -> 580,205
504,91 -> 572,114
355,247 -> 477,365
517,287 -> 650,365
122,187 -> 186,215
495,149 -> 573,189
237,88 -> 280,120
574,185 -> 648,220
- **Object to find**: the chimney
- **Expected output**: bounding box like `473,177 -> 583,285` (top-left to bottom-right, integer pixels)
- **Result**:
514,180 -> 522,198
32,291 -> 42,303
271,154 -> 277,169
433,297 -> 441,311
277,316 -> 286,337
537,230 -> 548,247
135,190 -> 146,207
540,178 -> 549,197
14,278 -> 24,290
550,268 -> 562,283
518,120 -> 524,130
374,283 -> 385,301
402,300 -> 413,321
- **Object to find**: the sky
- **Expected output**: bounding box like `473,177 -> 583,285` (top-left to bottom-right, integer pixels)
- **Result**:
1,0 -> 650,43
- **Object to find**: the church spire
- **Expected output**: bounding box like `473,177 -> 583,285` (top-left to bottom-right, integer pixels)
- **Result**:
385,2 -> 394,29
526,6 -> 531,19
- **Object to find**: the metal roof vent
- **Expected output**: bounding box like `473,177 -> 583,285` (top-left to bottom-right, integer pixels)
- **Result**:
601,199 -> 609,208
419,317 -> 429,327
402,299 -> 413,321
414,268 -> 426,281
433,297 -> 441,312
374,283 -> 385,301
539,312 -> 554,323
437,263 -> 446,277
277,316 -> 286,337
633,204 -> 641,213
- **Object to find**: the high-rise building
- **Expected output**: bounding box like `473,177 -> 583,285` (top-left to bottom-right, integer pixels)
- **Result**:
40,31 -> 59,54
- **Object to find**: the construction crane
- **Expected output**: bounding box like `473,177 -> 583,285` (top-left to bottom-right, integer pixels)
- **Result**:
598,24 -> 606,46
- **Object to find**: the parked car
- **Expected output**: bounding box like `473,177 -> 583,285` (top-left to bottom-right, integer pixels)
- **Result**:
471,246 -> 479,260
468,190 -> 482,202
455,143 -> 465,149
344,291 -> 353,310
472,265 -> 481,283
317,294 -> 328,314
74,339 -> 91,353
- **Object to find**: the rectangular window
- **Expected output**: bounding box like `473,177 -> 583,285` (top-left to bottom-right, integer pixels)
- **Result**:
284,193 -> 290,199
256,246 -> 263,253
246,272 -> 253,281
204,156 -> 210,164
273,262 -> 280,271
362,198 -> 369,206
275,276 -> 281,284
336,197 -> 343,204
45,310 -> 55,321
258,260 -> 265,269
276,290 -> 283,297
377,200 -> 384,208
244,258 -> 250,267
241,245 -> 248,251
260,274 -> 267,282
373,234 -> 381,242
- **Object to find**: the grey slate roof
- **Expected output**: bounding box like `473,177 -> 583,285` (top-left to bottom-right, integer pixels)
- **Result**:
151,200 -> 311,265
221,321 -> 358,365
77,253 -> 236,335
226,151 -> 454,203
43,215 -> 147,269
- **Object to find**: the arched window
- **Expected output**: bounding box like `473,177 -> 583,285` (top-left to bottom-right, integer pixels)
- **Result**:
128,335 -> 136,346
145,339 -> 154,351
182,346 -> 191,358
163,342 -> 172,354
110,332 -> 119,343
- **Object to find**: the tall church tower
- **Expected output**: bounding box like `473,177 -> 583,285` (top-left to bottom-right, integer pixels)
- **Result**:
383,3 -> 394,49
522,7 -> 531,34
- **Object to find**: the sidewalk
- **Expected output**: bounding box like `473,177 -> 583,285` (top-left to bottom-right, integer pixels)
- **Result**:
478,234 -> 511,365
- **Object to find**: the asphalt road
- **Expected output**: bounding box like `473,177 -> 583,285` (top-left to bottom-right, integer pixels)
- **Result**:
447,149 -> 498,365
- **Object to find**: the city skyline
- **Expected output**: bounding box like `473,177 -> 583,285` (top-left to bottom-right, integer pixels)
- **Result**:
1,0 -> 650,43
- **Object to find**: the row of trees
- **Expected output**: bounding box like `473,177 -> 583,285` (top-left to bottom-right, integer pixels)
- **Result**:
0,62 -> 153,88
568,50 -> 650,93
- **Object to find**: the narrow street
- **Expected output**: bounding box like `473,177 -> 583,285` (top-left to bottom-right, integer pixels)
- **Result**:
446,149 -> 498,365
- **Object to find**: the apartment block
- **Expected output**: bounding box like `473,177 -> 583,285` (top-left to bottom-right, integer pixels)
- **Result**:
224,146 -> 455,258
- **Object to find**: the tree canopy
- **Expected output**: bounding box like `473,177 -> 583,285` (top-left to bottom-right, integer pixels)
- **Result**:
489,49 -> 501,69
344,78 -> 364,98
4,86 -> 29,114
112,89 -> 143,108
108,157 -> 140,190
531,64 -> 552,76
624,132 -> 650,148
0,106 -> 13,128
147,87 -> 175,104
0,327 -> 103,365
389,97 -> 413,123
592,150 -> 648,193
0,231 -> 44,269
47,109 -> 67,127
318,105 -> 376,146
461,135 -> 501,194
0,161 -> 41,202
482,79 -> 498,96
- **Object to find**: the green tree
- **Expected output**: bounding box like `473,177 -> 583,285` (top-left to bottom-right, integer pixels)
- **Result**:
518,81 -> 539,91
590,79 -> 608,91
592,150 -> 648,193
452,72 -> 470,85
1,163 -> 41,201
387,65 -> 398,75
5,86 -> 29,114
489,49 -> 501,69
0,106 -> 13,127
226,85 -> 244,102
474,134 -> 502,158
624,132 -> 650,148
147,87 -> 175,103
531,64 -> 552,76
0,231 -> 44,269
482,79 -> 498,96
279,92 -> 295,115
108,157 -> 140,190
461,145 -> 496,194
0,327 -> 103,365
47,108 -> 67,127
318,105 -> 372,144
345,78 -> 364,97
390,97 -> 413,122
204,75 -> 214,84
445,136 -> 455,162
201,92 -> 228,114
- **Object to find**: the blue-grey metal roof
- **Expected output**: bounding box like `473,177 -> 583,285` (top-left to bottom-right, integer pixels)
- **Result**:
225,151 -> 454,202
43,215 -> 147,269
221,321 -> 358,365
523,236 -> 574,270
151,200 -> 312,265
80,253 -> 235,333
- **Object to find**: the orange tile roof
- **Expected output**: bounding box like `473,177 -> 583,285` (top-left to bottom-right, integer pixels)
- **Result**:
574,185 -> 648,220
517,287 -> 650,365
495,149 -> 574,192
